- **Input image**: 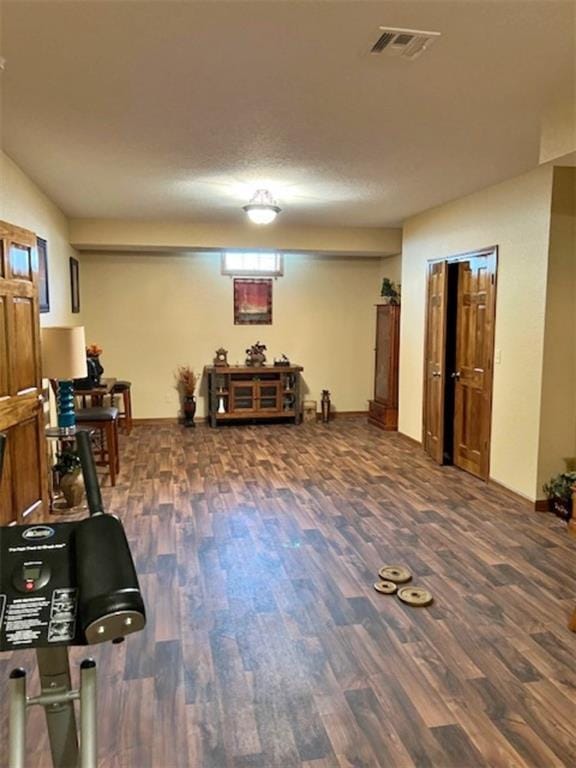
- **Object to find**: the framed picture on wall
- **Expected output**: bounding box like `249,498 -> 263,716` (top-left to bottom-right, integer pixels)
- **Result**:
70,256 -> 80,313
234,278 -> 272,325
37,237 -> 50,313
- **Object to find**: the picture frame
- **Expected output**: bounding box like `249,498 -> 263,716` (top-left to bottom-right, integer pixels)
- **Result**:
37,237 -> 50,313
234,278 -> 272,325
70,256 -> 80,313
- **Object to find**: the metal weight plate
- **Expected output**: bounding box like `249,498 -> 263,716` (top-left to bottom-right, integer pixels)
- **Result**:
378,565 -> 412,584
373,580 -> 398,595
397,587 -> 434,607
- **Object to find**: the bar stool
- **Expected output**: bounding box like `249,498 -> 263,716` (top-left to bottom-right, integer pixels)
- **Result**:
111,380 -> 133,434
76,406 -> 120,486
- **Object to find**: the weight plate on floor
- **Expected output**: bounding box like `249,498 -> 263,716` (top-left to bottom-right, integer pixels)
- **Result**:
373,580 -> 398,595
397,587 -> 433,607
378,565 -> 412,584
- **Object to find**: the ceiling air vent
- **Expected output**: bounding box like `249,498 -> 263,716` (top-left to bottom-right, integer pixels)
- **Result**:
370,26 -> 441,60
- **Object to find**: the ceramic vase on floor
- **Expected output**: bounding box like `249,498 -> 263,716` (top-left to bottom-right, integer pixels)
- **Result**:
60,469 -> 85,508
183,395 -> 196,427
321,390 -> 331,423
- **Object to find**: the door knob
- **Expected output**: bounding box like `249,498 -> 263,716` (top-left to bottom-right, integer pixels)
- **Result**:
451,371 -> 461,380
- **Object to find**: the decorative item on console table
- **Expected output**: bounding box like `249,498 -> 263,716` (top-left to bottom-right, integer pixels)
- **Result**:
321,390 -> 331,423
176,366 -> 198,427
213,347 -> 229,367
245,341 -> 267,366
86,344 -> 104,385
274,354 -> 291,366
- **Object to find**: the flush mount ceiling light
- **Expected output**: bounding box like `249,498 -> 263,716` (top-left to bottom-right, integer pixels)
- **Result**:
242,189 -> 281,225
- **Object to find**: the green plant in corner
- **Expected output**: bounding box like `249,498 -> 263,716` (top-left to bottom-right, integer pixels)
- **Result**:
543,471 -> 576,520
380,278 -> 401,305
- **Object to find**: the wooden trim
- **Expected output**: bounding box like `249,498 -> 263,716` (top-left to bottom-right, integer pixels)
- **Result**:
133,412 -> 369,427
397,431 -> 422,448
133,418 -> 180,426
485,478 -> 533,508
427,245 -> 499,266
204,364 -> 303,374
534,499 -> 551,512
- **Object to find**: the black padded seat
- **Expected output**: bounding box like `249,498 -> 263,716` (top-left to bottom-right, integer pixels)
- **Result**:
76,407 -> 119,421
112,380 -> 131,392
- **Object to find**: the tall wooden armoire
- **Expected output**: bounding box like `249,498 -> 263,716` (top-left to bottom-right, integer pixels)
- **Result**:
368,304 -> 400,431
0,220 -> 48,525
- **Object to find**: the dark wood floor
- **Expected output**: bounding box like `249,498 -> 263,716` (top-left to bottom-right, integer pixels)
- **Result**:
1,419 -> 575,768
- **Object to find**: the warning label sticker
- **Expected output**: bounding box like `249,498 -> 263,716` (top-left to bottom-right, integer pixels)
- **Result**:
4,596 -> 50,646
48,588 -> 77,643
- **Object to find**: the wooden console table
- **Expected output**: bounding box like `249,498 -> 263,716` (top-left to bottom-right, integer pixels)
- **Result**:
205,365 -> 303,427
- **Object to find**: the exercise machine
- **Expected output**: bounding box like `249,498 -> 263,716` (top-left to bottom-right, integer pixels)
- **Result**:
0,429 -> 146,768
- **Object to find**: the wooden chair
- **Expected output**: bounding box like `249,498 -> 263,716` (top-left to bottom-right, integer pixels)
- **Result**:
111,380 -> 133,435
75,406 -> 120,486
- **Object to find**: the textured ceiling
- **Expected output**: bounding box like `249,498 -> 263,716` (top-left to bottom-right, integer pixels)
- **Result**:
1,0 -> 574,227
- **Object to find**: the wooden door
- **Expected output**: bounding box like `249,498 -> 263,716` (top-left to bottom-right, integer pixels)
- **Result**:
423,261 -> 448,463
453,252 -> 497,479
0,220 -> 48,525
374,305 -> 400,405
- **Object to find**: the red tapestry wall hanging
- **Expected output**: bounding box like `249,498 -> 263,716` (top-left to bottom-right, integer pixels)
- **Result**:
233,278 -> 272,325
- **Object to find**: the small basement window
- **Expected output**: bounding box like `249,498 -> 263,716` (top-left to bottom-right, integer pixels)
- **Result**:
221,251 -> 283,277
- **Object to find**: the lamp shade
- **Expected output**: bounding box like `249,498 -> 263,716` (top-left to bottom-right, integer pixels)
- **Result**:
41,326 -> 87,380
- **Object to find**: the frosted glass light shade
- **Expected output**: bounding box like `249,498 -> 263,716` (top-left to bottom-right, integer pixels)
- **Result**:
242,189 -> 281,225
41,326 -> 87,380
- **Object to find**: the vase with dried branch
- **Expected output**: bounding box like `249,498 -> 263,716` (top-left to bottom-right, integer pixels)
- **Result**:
176,366 -> 198,427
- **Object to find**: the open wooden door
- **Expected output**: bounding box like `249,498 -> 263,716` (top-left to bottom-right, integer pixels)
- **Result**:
0,220 -> 48,525
423,261 -> 448,463
453,251 -> 497,479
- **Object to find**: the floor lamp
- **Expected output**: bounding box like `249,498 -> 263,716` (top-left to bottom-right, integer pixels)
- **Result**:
41,326 -> 87,432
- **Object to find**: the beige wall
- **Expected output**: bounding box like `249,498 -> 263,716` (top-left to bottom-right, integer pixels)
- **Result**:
70,218 -> 402,257
378,253 -> 402,293
0,151 -> 81,326
399,165 -> 555,500
537,167 -> 576,492
81,252 -> 383,419
539,95 -> 576,165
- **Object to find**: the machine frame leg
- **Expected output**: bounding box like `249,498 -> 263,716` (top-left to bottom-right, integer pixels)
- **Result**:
80,659 -> 97,768
9,669 -> 27,768
36,647 -> 79,768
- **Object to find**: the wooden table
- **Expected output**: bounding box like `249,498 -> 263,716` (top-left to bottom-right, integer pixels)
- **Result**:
73,377 -> 117,407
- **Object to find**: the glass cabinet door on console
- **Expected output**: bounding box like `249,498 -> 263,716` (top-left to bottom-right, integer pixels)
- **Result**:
230,381 -> 257,412
257,381 -> 282,411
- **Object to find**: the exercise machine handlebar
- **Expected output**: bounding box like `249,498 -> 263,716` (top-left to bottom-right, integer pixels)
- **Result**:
75,429 -> 104,516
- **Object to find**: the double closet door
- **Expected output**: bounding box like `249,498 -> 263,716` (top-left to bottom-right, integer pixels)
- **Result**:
423,248 -> 497,480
